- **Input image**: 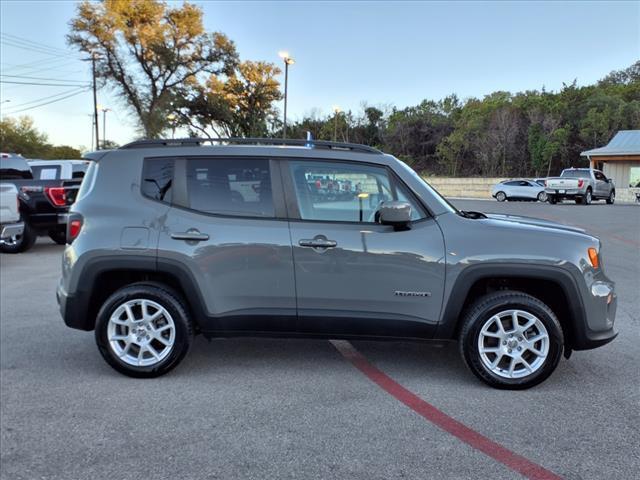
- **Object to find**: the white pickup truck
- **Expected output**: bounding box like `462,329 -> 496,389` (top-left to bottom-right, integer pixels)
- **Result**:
545,168 -> 615,205
0,183 -> 24,243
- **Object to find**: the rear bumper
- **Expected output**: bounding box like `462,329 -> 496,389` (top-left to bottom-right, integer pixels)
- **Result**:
57,280 -> 92,331
0,222 -> 24,240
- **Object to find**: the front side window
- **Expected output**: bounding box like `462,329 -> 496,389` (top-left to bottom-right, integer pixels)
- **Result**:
288,160 -> 424,223
185,158 -> 274,217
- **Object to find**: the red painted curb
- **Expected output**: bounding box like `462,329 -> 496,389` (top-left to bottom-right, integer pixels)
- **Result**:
330,340 -> 563,480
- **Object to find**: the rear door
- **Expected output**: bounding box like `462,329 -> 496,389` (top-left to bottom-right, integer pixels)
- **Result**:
156,156 -> 297,333
282,158 -> 446,338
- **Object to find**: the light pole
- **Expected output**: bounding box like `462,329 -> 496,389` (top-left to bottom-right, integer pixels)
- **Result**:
278,51 -> 295,139
91,52 -> 100,150
333,106 -> 341,142
101,107 -> 110,148
166,113 -> 177,139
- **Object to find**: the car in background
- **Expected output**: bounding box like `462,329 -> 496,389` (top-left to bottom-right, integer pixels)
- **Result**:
491,179 -> 546,202
0,182 -> 24,243
28,159 -> 91,181
0,153 -> 83,253
545,168 -> 615,205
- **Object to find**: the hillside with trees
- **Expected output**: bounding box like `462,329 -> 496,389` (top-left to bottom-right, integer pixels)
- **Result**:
284,62 -> 639,178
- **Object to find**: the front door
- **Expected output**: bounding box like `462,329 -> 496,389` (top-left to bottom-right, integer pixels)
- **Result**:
283,159 -> 446,338
156,156 -> 296,332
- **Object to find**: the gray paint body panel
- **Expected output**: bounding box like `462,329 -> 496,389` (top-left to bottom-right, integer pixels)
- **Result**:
60,143 -> 617,349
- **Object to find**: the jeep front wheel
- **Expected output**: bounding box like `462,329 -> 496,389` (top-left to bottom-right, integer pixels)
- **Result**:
95,283 -> 193,378
459,291 -> 563,389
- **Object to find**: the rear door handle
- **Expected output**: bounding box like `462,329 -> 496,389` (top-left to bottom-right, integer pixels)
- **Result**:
299,238 -> 337,248
171,230 -> 209,242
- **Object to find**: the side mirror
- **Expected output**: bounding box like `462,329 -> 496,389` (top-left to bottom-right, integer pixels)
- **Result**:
378,201 -> 412,230
607,178 -> 612,183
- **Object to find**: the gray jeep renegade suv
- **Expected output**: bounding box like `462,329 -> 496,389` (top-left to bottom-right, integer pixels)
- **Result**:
57,138 -> 617,389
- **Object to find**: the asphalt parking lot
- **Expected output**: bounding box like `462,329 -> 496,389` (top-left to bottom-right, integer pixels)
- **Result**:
1,199 -> 639,480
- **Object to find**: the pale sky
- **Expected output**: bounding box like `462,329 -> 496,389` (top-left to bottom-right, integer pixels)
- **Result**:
1,0 -> 638,151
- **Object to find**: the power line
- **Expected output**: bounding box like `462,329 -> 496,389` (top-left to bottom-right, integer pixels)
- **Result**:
0,39 -> 77,59
3,88 -> 90,114
1,87 -> 88,109
0,34 -> 79,60
1,74 -> 88,84
0,33 -> 74,56
0,80 -> 91,87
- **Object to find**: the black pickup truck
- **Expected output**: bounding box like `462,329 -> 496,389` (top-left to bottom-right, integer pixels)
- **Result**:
0,154 -> 82,253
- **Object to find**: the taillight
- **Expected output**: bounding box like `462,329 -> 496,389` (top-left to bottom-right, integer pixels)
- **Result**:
577,179 -> 584,188
67,215 -> 83,243
45,187 -> 66,206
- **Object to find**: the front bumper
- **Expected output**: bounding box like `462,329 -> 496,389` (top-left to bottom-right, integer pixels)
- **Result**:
572,279 -> 618,350
0,222 -> 24,241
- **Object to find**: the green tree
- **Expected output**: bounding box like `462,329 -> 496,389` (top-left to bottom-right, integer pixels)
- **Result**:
68,0 -> 239,138
176,60 -> 282,138
0,116 -> 82,159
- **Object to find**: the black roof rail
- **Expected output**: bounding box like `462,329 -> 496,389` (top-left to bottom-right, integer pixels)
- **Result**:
119,137 -> 383,154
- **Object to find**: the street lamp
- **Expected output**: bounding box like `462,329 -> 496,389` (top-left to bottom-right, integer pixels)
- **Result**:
333,106 -> 341,142
278,51 -> 295,139
101,107 -> 110,149
167,113 -> 177,139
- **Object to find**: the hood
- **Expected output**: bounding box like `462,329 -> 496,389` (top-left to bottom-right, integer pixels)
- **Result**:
483,213 -> 586,235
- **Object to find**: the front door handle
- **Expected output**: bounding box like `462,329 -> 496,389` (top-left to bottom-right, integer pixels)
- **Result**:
299,238 -> 337,249
171,230 -> 209,242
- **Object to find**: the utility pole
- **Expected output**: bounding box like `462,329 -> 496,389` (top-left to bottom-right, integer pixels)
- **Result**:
91,53 -> 100,150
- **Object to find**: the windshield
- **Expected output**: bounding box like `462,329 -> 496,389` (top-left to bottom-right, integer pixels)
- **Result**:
561,170 -> 590,178
395,160 -> 459,214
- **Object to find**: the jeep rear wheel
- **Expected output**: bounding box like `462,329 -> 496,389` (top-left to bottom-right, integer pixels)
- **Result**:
459,291 -> 563,389
95,283 -> 193,378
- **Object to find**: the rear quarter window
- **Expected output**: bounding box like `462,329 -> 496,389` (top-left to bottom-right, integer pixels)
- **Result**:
141,158 -> 174,203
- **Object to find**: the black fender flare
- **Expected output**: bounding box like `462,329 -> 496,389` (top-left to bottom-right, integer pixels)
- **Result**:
435,263 -> 587,347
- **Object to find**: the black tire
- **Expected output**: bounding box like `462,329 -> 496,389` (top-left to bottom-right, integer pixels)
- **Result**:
48,228 -> 67,245
583,188 -> 592,205
95,282 -> 193,378
547,195 -> 557,204
0,222 -> 37,254
575,198 -> 583,204
606,190 -> 615,205
495,191 -> 506,202
537,191 -> 547,202
459,290 -> 563,390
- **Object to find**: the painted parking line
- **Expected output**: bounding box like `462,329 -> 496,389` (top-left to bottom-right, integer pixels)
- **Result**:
330,339 -> 563,480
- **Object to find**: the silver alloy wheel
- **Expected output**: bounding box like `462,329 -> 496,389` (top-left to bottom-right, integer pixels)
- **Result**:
496,192 -> 506,202
107,299 -> 176,367
585,190 -> 592,204
537,191 -> 547,202
477,309 -> 549,379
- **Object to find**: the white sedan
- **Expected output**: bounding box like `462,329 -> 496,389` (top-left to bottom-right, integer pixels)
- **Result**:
491,179 -> 547,202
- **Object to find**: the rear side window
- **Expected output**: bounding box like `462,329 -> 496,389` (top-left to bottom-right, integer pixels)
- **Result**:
142,158 -> 174,203
183,158 -> 274,218
31,165 -> 61,180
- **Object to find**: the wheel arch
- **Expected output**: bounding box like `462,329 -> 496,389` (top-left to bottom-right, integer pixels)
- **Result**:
70,256 -> 206,331
436,264 -> 586,350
